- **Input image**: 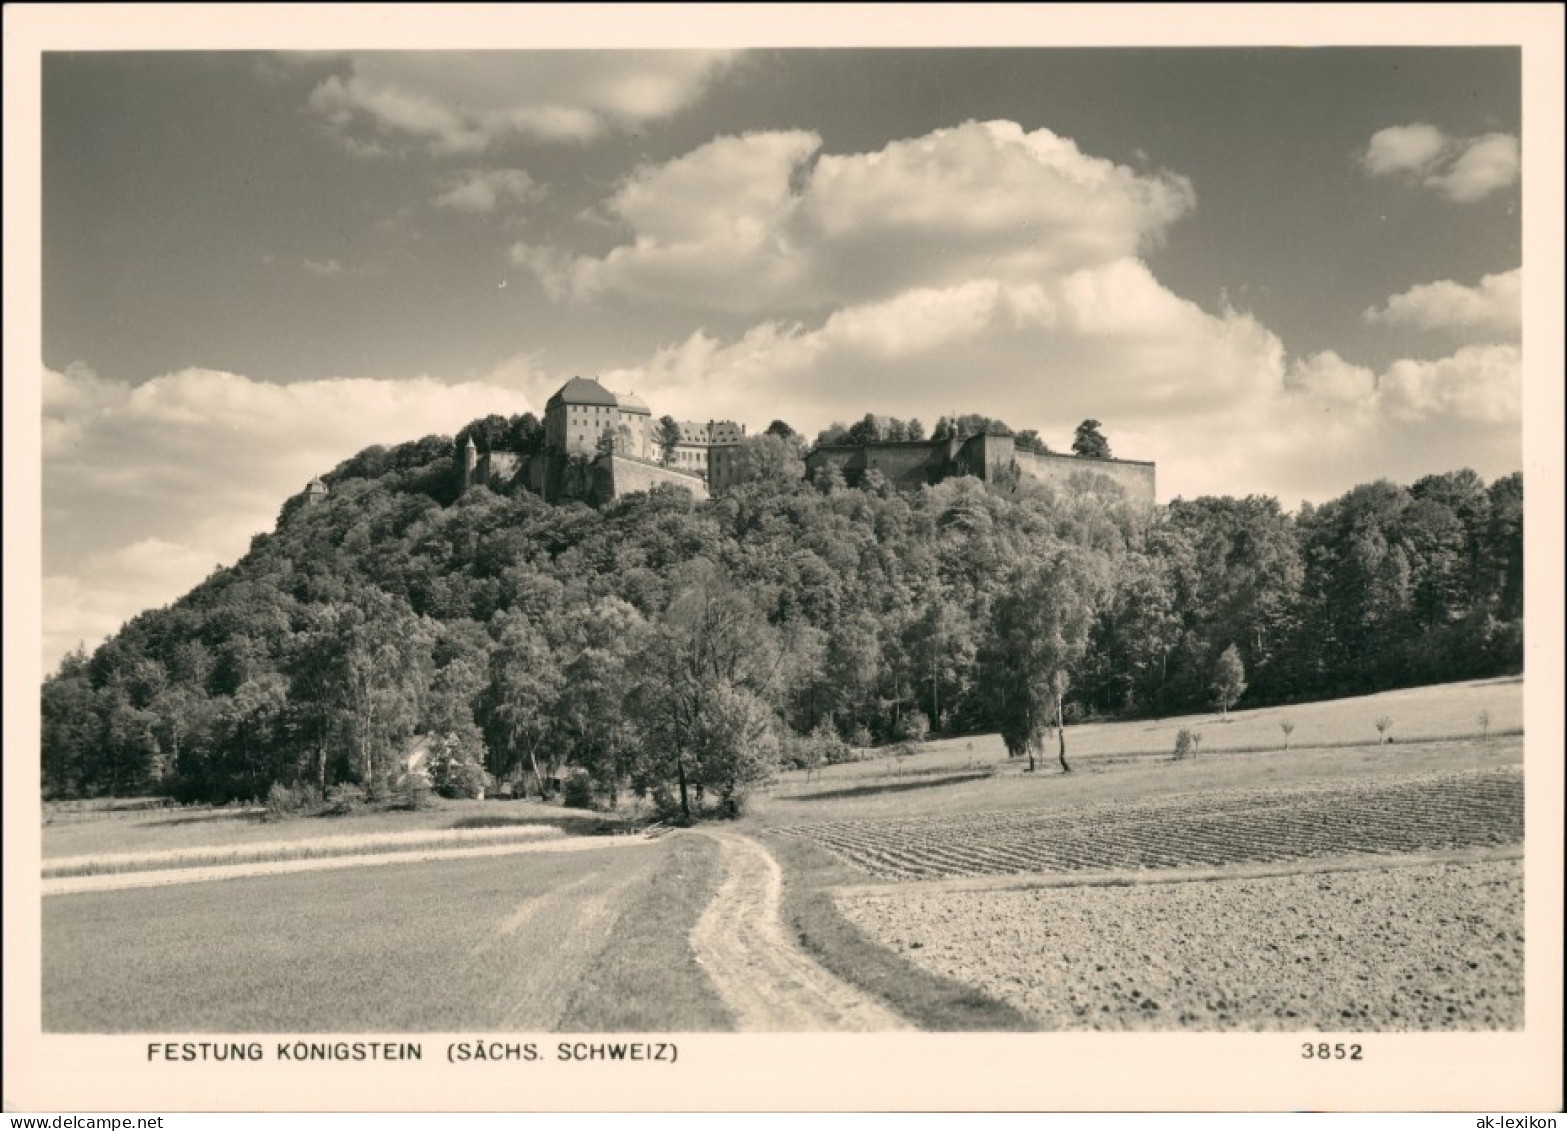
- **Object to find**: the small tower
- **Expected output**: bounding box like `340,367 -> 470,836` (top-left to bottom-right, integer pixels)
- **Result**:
305,476 -> 328,506
461,434 -> 478,493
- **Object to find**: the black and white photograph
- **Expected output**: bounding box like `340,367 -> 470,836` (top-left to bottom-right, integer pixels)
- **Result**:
5,4 -> 1562,1115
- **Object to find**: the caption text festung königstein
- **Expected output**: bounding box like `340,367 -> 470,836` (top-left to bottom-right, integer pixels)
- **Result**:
145,1040 -> 678,1064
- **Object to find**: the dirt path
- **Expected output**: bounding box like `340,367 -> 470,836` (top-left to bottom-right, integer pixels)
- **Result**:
689,829 -> 908,1031
446,857 -> 664,1030
42,834 -> 655,897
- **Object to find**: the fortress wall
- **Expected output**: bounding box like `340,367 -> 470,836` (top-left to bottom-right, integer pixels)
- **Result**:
958,433 -> 1016,480
804,446 -> 861,484
860,442 -> 952,488
605,455 -> 710,502
1014,450 -> 1156,505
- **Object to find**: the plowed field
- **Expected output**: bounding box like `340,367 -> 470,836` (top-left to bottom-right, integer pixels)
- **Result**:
836,856 -> 1524,1030
774,767 -> 1522,880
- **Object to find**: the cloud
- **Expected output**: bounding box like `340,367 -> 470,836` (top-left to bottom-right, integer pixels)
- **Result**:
1360,124 -> 1519,202
302,257 -> 344,276
1364,269 -> 1521,338
43,540 -> 221,670
597,262 -> 1269,426
597,267 -> 1519,510
521,121 -> 1196,312
1360,123 -> 1447,177
42,364 -> 540,671
308,51 -> 739,154
432,167 -> 541,213
1427,133 -> 1521,204
1377,343 -> 1521,425
1284,350 -> 1377,407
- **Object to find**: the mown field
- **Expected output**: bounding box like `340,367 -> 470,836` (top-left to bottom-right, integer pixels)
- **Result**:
41,798 -> 605,861
40,677 -> 1529,1033
765,675 -> 1523,803
44,836 -> 729,1032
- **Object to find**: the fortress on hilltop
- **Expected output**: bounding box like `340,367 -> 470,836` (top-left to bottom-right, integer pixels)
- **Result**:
449,376 -> 1156,507
805,432 -> 1156,502
457,376 -> 740,504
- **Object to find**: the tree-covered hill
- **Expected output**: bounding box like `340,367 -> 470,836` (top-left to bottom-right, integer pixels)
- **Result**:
42,419 -> 1523,810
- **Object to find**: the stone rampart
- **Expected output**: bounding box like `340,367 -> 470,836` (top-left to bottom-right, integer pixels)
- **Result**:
1014,450 -> 1155,504
599,455 -> 710,503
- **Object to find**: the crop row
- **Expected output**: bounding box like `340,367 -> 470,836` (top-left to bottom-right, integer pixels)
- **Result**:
776,768 -> 1523,880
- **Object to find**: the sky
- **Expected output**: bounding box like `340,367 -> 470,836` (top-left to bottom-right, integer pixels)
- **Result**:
31,36 -> 1535,671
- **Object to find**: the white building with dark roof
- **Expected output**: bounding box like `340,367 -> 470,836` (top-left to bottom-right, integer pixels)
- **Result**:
666,419 -> 747,487
543,376 -> 654,459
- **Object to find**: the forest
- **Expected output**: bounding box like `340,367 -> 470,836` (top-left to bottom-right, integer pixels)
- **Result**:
40,413 -> 1524,816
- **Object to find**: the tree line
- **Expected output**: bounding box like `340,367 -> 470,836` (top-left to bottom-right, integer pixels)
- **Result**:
41,415 -> 1523,813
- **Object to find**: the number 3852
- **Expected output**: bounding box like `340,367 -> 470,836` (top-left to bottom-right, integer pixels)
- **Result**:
1302,1042 -> 1363,1060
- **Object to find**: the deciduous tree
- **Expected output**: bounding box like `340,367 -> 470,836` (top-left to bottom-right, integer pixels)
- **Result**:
1072,419 -> 1111,459
656,416 -> 683,467
1212,643 -> 1247,719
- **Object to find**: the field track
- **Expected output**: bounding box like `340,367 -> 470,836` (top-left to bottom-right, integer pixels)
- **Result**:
774,766 -> 1522,880
688,829 -> 908,1031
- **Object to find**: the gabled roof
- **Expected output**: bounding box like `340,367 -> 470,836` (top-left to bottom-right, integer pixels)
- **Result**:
546,376 -> 618,409
616,390 -> 651,415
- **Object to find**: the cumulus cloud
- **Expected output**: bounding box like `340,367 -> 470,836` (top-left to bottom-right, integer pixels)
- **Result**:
308,51 -> 739,154
1364,269 -> 1521,338
598,262 -> 1276,429
43,541 -> 222,670
596,264 -> 1519,510
1360,123 -> 1447,178
519,121 -> 1196,312
1377,343 -> 1521,425
42,364 -> 540,670
1360,124 -> 1519,202
1427,133 -> 1522,204
432,167 -> 541,213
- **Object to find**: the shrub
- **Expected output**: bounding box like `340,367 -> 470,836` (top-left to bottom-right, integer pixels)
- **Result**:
849,723 -> 874,750
895,709 -> 931,745
430,737 -> 490,799
264,782 -> 321,821
434,757 -> 489,799
562,768 -> 596,810
813,722 -> 854,766
1173,728 -> 1203,760
322,783 -> 368,816
396,774 -> 436,811
363,776 -> 395,807
648,784 -> 683,822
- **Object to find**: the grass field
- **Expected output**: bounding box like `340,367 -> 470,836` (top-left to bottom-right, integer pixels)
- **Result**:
765,675 -> 1523,805
758,733 -> 1520,828
39,676 -> 1531,1033
41,798 -> 604,861
44,837 -> 728,1032
43,823 -> 567,879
